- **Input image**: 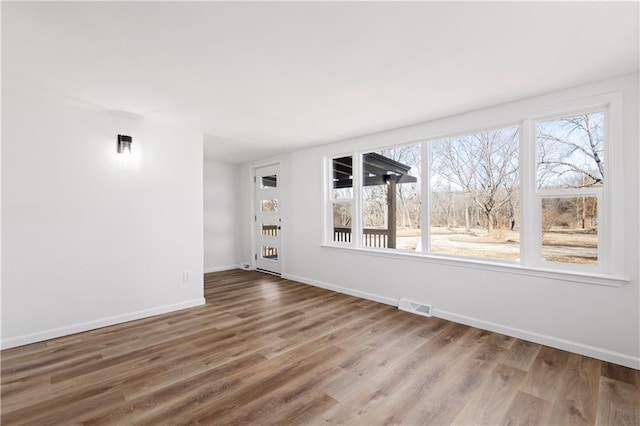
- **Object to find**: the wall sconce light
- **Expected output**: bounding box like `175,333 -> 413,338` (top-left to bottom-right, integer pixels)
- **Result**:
117,134 -> 133,154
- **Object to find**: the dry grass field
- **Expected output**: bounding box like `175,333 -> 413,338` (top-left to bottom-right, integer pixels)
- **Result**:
395,226 -> 597,264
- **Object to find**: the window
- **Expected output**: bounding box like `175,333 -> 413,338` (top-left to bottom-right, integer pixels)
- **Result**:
536,112 -> 604,190
324,95 -> 621,281
260,174 -> 278,189
261,199 -> 278,213
362,144 -> 421,251
541,196 -> 597,264
261,223 -> 279,237
429,126 -> 519,260
330,155 -> 354,244
535,111 -> 605,266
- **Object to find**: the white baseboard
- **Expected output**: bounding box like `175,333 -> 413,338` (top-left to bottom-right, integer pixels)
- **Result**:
204,264 -> 240,273
433,309 -> 640,370
282,273 -> 639,370
282,273 -> 398,307
1,298 -> 206,350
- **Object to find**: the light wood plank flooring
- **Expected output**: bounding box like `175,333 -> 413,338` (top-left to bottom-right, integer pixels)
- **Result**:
2,269 -> 639,425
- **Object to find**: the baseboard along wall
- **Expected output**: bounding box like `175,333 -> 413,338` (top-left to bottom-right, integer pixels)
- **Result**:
1,298 -> 206,350
204,264 -> 242,274
283,273 -> 640,370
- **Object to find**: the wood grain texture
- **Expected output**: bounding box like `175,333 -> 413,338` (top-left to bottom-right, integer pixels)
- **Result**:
548,354 -> 602,425
519,345 -> 572,401
500,390 -> 553,426
452,363 -> 527,425
1,269 -> 638,425
596,376 -> 640,426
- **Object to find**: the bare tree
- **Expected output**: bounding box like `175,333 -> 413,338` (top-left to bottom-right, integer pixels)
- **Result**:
362,185 -> 387,228
537,113 -> 604,188
379,145 -> 421,229
333,203 -> 351,227
541,197 -> 597,232
431,127 -> 519,234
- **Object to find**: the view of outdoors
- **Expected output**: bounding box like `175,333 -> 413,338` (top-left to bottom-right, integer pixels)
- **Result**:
430,126 -> 520,260
330,111 -> 604,265
362,144 -> 421,251
332,156 -> 354,243
536,112 -> 604,265
261,199 -> 278,213
541,197 -> 598,264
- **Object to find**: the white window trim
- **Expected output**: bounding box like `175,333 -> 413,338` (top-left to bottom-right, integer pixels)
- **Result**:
322,91 -> 627,287
326,153 -> 357,247
529,100 -> 617,276
525,111 -> 601,274
425,122 -> 522,259
319,243 -> 627,287
353,152 -> 363,248
422,142 -> 430,254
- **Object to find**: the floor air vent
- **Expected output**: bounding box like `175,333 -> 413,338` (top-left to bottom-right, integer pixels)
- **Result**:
398,299 -> 433,317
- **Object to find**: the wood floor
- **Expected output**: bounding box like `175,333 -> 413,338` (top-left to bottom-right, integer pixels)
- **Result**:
2,270 -> 638,425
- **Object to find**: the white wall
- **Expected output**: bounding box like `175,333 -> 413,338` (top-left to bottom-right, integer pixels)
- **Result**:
1,82 -> 205,348
241,73 -> 640,368
204,159 -> 241,272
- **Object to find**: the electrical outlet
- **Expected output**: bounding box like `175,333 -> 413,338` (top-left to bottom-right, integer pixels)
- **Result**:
183,271 -> 191,282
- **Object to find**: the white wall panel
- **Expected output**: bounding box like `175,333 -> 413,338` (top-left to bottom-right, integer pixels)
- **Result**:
1,82 -> 205,347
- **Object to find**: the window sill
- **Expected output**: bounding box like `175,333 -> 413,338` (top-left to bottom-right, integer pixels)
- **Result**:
320,244 -> 629,287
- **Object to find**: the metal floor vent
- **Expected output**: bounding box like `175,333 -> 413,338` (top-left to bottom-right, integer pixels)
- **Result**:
398,298 -> 433,317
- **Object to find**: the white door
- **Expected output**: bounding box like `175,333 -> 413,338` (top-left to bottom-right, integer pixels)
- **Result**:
255,164 -> 282,274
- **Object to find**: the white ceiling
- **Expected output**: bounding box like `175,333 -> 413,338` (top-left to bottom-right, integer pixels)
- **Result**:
3,2 -> 639,164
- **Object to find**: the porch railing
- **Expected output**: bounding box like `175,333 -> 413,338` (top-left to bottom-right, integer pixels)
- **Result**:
262,224 -> 278,237
333,227 -> 389,248
261,225 -> 279,259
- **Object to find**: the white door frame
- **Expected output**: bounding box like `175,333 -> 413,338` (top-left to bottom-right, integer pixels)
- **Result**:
251,162 -> 283,275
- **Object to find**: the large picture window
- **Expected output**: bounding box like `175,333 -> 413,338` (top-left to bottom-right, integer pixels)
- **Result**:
324,97 -> 620,281
429,126 -> 519,261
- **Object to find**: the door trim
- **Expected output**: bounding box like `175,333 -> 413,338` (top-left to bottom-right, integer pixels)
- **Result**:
251,161 -> 283,275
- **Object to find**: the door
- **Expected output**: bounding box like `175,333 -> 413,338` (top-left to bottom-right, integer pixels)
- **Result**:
255,164 -> 281,274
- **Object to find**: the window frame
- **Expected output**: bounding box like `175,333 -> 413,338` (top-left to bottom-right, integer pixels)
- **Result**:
360,141 -> 424,253
528,104 -> 613,275
425,122 -> 522,262
322,91 -> 626,286
326,153 -> 358,247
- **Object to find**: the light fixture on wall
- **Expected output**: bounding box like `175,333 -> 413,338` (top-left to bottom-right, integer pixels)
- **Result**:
117,134 -> 133,154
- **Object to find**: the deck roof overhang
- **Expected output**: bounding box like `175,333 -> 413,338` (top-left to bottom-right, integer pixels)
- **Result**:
333,153 -> 417,189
